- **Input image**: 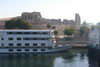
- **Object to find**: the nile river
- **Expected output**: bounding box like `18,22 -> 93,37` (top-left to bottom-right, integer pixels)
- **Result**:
0,48 -> 97,67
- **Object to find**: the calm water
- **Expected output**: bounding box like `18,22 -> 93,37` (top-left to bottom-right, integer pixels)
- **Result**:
0,48 -> 95,67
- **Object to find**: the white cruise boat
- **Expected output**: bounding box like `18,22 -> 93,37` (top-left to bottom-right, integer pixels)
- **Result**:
0,30 -> 71,54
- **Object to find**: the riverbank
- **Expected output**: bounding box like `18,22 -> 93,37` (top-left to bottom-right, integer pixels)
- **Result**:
72,44 -> 87,48
56,37 -> 88,48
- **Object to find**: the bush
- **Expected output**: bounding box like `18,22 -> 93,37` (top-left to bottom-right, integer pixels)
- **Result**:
5,19 -> 32,29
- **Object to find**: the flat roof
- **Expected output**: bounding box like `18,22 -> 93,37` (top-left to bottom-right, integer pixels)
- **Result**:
0,29 -> 54,32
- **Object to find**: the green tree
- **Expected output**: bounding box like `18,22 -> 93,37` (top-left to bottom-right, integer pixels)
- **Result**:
52,26 -> 56,29
54,30 -> 58,35
63,27 -> 74,36
79,21 -> 89,36
47,24 -> 51,29
80,26 -> 89,36
5,19 -> 32,29
82,21 -> 88,27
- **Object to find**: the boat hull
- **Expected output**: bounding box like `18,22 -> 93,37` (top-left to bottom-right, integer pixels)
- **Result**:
0,46 -> 71,54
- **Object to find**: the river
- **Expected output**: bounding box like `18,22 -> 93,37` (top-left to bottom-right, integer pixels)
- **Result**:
0,48 -> 98,67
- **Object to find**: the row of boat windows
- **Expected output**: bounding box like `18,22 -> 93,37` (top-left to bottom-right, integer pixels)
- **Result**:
7,32 -> 49,35
9,49 -> 46,52
1,38 -> 50,40
1,43 -> 46,46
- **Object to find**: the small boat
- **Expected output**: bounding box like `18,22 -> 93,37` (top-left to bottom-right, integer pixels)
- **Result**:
47,44 -> 71,53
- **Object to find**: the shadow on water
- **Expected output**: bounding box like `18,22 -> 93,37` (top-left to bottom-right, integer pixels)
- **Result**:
0,48 -> 88,67
88,50 -> 100,67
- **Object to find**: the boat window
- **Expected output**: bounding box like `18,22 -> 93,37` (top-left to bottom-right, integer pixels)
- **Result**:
32,38 -> 38,40
9,49 -> 13,52
24,32 -> 30,34
17,43 -> 21,46
42,32 -> 48,34
1,38 -> 4,40
23,38 -> 49,40
41,43 -> 45,46
41,49 -> 45,51
42,38 -> 47,40
1,44 -> 4,46
33,49 -> 37,51
7,31 -> 50,35
16,32 -> 22,34
7,32 -> 13,34
25,43 -> 29,46
9,38 -> 13,40
17,38 -> 22,40
9,43 -> 13,46
33,43 -> 37,46
17,49 -> 21,51
25,49 -> 29,51
7,32 -> 17,34
48,48 -> 52,50
32,32 -> 38,34
23,38 -> 30,40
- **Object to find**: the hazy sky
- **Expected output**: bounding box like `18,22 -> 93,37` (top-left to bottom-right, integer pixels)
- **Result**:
0,0 -> 100,24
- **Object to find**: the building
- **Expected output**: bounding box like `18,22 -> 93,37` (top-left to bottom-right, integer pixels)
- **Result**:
44,19 -> 75,35
88,27 -> 100,66
21,11 -> 77,35
75,13 -> 81,29
21,12 -> 47,29
88,27 -> 100,55
88,28 -> 99,46
0,11 -> 79,35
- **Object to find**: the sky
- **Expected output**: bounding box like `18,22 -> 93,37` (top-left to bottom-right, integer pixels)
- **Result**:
0,0 -> 100,24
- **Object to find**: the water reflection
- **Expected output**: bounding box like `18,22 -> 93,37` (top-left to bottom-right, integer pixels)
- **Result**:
0,48 -> 88,67
88,51 -> 100,67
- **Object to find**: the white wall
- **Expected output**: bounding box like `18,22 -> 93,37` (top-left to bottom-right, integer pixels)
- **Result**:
89,28 -> 100,46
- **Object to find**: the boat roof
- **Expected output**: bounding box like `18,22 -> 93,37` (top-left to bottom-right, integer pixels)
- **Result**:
0,29 -> 54,32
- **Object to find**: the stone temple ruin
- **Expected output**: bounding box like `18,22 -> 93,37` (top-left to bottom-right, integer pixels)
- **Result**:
0,11 -> 81,35
21,11 -> 81,35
